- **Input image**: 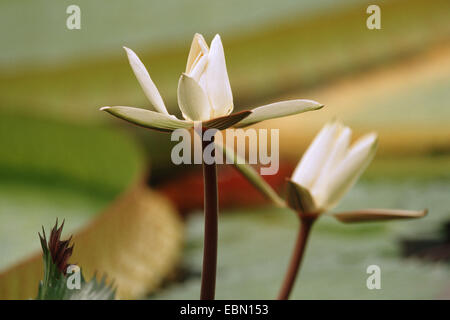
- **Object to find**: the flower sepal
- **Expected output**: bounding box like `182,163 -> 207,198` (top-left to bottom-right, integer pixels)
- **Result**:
332,208 -> 428,223
100,106 -> 192,132
203,110 -> 252,130
234,100 -> 324,128
285,180 -> 319,218
101,106 -> 254,132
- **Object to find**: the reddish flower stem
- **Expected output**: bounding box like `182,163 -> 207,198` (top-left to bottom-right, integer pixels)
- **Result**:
200,135 -> 218,300
277,216 -> 316,300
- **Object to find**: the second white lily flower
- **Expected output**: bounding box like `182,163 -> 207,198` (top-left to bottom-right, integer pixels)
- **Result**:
288,121 -> 378,214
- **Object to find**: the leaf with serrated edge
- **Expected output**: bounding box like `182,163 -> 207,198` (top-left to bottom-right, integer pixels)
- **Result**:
1,185 -> 183,300
37,222 -> 115,300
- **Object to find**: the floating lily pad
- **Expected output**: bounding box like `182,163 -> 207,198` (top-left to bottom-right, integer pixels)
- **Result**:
154,181 -> 450,299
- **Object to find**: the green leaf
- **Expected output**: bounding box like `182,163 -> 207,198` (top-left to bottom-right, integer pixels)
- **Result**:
218,142 -> 285,207
63,274 -> 116,300
37,271 -> 116,300
101,106 -> 192,132
36,222 -> 116,300
234,99 -> 324,128
37,227 -> 66,300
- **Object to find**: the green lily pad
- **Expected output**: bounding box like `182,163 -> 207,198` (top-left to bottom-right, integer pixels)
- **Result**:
154,180 -> 450,299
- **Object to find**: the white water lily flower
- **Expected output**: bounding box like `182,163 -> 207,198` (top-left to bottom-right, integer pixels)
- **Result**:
287,121 -> 378,214
180,33 -> 233,121
285,121 -> 428,222
101,33 -> 324,131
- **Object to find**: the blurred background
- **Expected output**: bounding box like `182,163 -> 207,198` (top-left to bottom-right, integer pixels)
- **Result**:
0,0 -> 449,299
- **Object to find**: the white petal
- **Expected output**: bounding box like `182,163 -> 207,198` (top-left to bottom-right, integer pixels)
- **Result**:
205,34 -> 233,117
177,74 -> 211,121
311,125 -> 352,208
321,132 -> 378,210
189,55 -> 208,82
234,99 -> 323,128
291,122 -> 340,189
123,47 -> 169,115
186,33 -> 209,74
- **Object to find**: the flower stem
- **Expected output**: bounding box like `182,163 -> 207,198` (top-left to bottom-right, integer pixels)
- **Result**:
200,135 -> 218,300
277,216 -> 316,300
